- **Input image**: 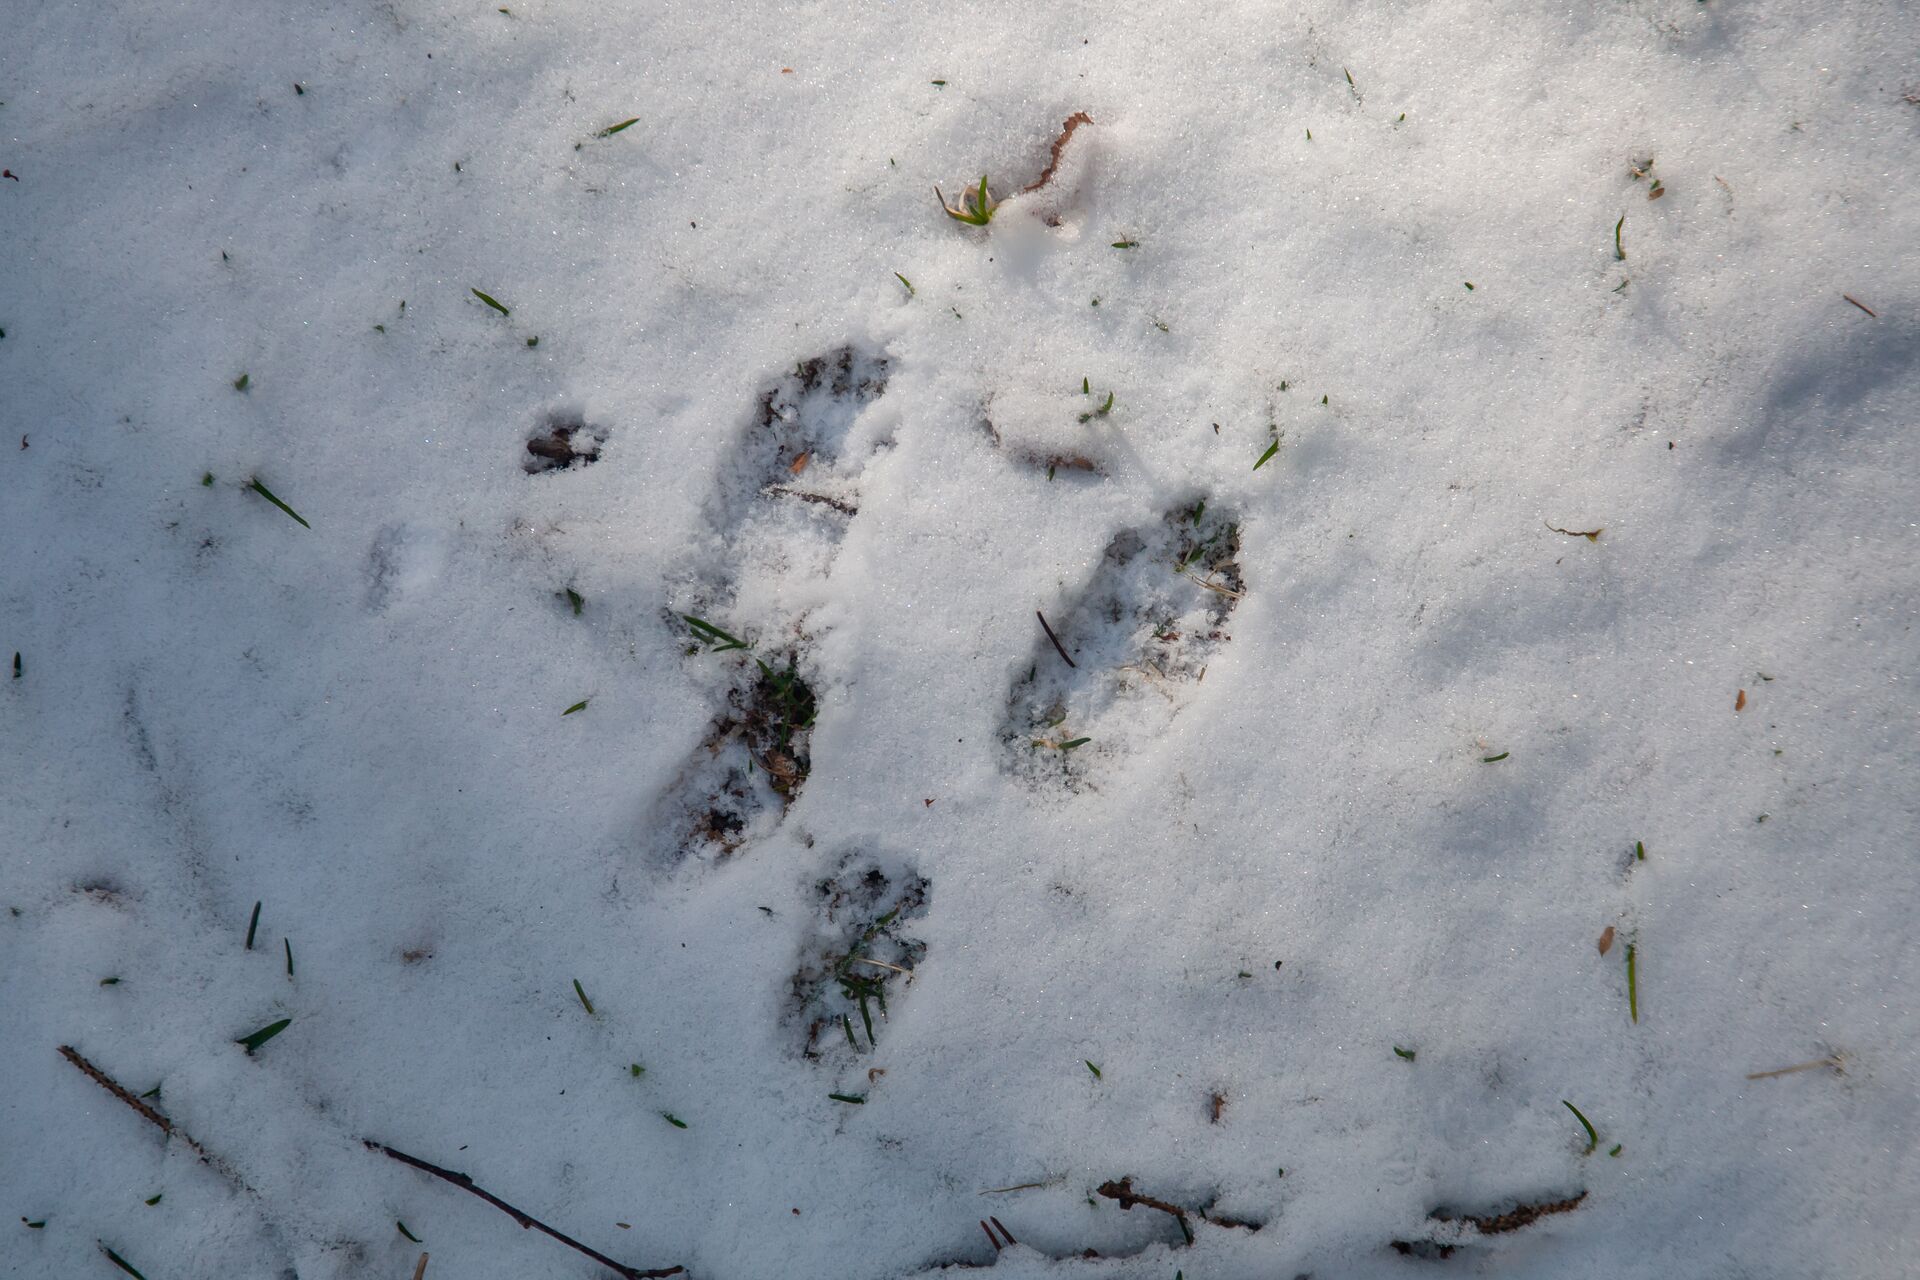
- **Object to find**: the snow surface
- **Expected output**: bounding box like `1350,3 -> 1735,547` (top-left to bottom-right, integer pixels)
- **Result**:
4,2 -> 1919,1278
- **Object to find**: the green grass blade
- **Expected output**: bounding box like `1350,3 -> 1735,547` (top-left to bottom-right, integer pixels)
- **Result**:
1562,1099 -> 1598,1154
245,900 -> 261,950
828,1092 -> 866,1104
573,979 -> 595,1014
596,117 -> 640,137
1253,440 -> 1280,471
1626,943 -> 1639,1023
471,287 -> 510,316
562,700 -> 589,716
1393,1046 -> 1416,1061
99,1245 -> 148,1280
1085,1060 -> 1101,1079
661,1112 -> 687,1129
683,615 -> 749,651
247,479 -> 310,528
237,1018 -> 291,1054
397,1221 -> 422,1243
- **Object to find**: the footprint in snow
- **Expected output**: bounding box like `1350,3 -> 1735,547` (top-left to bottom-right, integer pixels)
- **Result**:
1002,502 -> 1245,792
648,344 -> 893,870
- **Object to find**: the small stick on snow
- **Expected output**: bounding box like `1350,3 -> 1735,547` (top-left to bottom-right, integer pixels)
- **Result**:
411,1253 -> 430,1280
57,1045 -> 247,1189
1842,294 -> 1878,318
1746,1055 -> 1843,1080
364,1141 -> 684,1278
990,1217 -> 1017,1245
851,955 -> 913,976
1036,611 -> 1076,668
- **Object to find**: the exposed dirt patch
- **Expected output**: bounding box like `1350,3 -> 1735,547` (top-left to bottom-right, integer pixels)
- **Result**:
524,418 -> 607,473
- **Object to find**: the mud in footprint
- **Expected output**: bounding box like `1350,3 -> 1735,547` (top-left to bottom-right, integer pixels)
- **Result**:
651,346 -> 893,869
1003,501 -> 1243,791
784,851 -> 930,1060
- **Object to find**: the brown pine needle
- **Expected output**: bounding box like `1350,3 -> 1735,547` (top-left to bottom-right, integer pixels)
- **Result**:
412,1254 -> 430,1280
1036,610 -> 1076,668
1747,1055 -> 1843,1080
1842,294 -> 1878,317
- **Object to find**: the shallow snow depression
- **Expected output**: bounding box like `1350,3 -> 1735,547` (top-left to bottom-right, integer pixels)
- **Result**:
3,2 -> 1918,1278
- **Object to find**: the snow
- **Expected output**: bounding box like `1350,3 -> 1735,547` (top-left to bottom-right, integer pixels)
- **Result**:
4,1 -> 1918,1278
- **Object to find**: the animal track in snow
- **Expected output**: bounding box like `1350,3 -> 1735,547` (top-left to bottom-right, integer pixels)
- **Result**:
784,850 -> 929,1061
1002,501 -> 1244,791
648,345 -> 892,870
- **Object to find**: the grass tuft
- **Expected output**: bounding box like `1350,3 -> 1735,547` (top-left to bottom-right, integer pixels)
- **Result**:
566,588 -> 584,616
232,373 -> 250,392
936,176 -> 997,226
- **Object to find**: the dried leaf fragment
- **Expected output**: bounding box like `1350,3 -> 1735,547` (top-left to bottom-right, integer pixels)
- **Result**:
1735,689 -> 1747,712
1022,111 -> 1093,194
1598,925 -> 1615,956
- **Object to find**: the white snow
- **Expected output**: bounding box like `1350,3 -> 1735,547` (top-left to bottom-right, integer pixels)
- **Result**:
4,2 -> 1919,1279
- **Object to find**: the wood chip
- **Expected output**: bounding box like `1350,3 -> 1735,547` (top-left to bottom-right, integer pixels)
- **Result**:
1735,689 -> 1746,712
1598,925 -> 1615,956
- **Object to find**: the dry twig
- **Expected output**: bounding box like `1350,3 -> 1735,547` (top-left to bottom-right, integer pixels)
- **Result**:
364,1141 -> 684,1279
